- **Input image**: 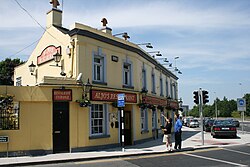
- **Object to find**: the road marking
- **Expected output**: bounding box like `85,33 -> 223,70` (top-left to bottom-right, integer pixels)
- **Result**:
185,153 -> 248,167
223,148 -> 250,156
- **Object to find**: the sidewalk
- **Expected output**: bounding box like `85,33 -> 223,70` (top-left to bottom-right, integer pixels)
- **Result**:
0,126 -> 249,166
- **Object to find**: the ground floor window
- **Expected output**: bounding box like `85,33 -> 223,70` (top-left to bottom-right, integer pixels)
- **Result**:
0,101 -> 19,130
90,104 -> 108,136
141,108 -> 148,131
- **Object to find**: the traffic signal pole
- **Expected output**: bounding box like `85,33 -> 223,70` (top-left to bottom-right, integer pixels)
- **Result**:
199,88 -> 204,146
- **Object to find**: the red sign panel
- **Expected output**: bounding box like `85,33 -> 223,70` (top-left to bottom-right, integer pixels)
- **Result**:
143,96 -> 168,106
168,100 -> 179,109
91,90 -> 137,103
53,89 -> 72,101
37,45 -> 61,65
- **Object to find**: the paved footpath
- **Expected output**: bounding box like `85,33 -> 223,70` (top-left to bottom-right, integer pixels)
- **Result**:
0,126 -> 249,166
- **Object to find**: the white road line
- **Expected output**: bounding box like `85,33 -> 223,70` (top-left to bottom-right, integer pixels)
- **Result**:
223,148 -> 250,156
185,153 -> 248,167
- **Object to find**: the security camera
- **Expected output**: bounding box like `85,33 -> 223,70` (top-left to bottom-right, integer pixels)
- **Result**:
76,73 -> 82,83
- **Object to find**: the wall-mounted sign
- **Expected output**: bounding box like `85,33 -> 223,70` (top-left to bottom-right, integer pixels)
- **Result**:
111,55 -> 119,62
142,96 -> 167,107
37,45 -> 61,65
0,136 -> 9,143
168,100 -> 179,109
91,90 -> 137,103
53,89 -> 72,101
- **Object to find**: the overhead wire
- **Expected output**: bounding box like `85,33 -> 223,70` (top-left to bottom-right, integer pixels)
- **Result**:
11,0 -> 66,58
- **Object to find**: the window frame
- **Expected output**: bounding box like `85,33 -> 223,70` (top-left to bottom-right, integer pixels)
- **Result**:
89,104 -> 109,137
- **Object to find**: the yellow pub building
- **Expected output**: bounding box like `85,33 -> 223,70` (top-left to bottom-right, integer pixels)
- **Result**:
0,1 -> 179,156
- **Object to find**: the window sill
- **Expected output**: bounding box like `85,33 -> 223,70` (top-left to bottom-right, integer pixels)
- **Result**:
122,85 -> 134,89
89,134 -> 110,139
92,81 -> 107,85
141,130 -> 149,134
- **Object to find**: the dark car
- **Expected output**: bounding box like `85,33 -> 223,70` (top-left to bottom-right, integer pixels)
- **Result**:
204,119 -> 214,132
211,119 -> 237,138
231,119 -> 240,127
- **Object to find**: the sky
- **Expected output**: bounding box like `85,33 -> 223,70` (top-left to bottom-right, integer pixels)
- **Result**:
0,0 -> 250,109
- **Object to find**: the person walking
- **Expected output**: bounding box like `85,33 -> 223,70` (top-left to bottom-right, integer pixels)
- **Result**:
174,113 -> 182,150
162,114 -> 173,152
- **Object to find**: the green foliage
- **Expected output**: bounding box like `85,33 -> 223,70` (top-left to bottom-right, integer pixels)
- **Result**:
231,111 -> 241,118
0,58 -> 24,85
189,96 -> 237,118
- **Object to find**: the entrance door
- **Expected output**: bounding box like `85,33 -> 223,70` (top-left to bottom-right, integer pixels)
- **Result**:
53,102 -> 69,153
124,111 -> 132,145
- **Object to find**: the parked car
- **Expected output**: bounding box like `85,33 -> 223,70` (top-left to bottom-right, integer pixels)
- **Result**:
211,119 -> 237,138
189,119 -> 199,128
228,118 -> 240,127
204,119 -> 215,132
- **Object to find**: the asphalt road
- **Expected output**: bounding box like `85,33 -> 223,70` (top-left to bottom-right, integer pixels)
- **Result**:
27,144 -> 250,167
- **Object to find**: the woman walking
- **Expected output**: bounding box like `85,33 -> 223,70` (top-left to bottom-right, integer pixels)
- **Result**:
162,115 -> 173,152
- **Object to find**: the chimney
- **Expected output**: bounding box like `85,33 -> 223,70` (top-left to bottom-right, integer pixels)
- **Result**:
46,0 -> 62,28
100,18 -> 112,35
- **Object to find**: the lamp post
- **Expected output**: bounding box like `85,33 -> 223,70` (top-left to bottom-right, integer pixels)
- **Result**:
214,92 -> 218,120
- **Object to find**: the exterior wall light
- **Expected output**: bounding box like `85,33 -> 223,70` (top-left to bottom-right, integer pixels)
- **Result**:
53,52 -> 62,66
114,32 -> 130,40
137,43 -> 153,48
77,78 -> 93,107
147,51 -> 162,57
28,61 -> 37,77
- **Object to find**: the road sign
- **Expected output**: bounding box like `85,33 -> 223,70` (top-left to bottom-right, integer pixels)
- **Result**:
117,93 -> 125,107
237,98 -> 246,112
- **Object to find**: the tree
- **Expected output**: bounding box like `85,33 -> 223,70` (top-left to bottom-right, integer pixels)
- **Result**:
0,58 -> 24,85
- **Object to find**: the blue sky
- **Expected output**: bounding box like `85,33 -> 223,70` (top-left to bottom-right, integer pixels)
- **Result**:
1,0 -> 250,108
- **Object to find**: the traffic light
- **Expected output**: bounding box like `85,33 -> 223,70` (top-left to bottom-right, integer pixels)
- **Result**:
193,91 -> 199,104
202,90 -> 209,104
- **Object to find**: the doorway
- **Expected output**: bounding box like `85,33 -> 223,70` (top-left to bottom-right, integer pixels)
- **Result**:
53,102 -> 69,153
124,111 -> 132,145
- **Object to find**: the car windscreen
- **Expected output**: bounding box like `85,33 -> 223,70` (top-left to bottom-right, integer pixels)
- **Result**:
214,120 -> 232,126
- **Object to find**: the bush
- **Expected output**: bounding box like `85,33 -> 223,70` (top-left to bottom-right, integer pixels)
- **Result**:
231,111 -> 241,118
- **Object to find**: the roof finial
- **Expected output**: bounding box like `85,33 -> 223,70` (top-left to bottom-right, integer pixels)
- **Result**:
50,0 -> 60,9
101,18 -> 108,27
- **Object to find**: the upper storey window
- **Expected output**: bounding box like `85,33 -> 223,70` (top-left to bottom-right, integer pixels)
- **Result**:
92,48 -> 107,85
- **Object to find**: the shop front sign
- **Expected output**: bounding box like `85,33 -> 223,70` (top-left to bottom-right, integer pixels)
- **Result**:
53,89 -> 72,101
91,90 -> 137,103
37,45 -> 61,65
142,96 -> 167,107
168,100 -> 179,109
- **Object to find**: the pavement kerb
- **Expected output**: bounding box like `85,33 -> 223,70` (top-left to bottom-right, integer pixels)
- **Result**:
0,145 -> 222,167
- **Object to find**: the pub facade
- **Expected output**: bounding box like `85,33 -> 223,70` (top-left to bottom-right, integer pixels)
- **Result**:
0,1 -> 179,156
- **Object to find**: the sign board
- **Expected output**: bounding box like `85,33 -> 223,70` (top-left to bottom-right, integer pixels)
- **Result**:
91,90 -> 137,103
53,89 -> 72,101
0,136 -> 9,143
117,93 -> 125,107
37,45 -> 61,65
237,98 -> 246,112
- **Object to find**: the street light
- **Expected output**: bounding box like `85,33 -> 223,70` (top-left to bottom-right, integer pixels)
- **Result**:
147,51 -> 162,57
113,32 -> 130,40
137,43 -> 153,48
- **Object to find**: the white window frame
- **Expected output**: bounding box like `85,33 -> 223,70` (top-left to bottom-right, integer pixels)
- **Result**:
152,109 -> 157,130
160,77 -> 163,96
90,104 -> 109,136
123,62 -> 133,87
142,67 -> 147,91
92,48 -> 107,84
141,108 -> 148,131
151,72 -> 156,94
16,77 -> 22,86
166,79 -> 169,97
